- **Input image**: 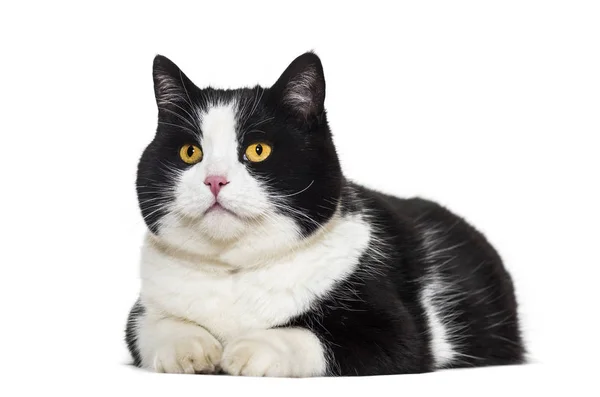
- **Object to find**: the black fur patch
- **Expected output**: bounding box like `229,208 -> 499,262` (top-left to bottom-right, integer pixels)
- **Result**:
125,299 -> 145,367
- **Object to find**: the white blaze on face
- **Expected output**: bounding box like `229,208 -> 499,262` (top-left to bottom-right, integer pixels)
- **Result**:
199,104 -> 239,176
169,101 -> 271,241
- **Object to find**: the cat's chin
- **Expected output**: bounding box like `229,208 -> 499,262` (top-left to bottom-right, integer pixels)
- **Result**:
156,206 -> 254,245
198,209 -> 250,241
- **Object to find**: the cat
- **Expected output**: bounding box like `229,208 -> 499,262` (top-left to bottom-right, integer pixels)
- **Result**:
125,52 -> 526,376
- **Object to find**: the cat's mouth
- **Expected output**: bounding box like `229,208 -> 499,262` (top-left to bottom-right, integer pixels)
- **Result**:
205,202 -> 238,218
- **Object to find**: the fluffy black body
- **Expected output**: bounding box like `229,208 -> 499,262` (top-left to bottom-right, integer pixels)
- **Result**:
126,52 -> 525,375
287,184 -> 525,375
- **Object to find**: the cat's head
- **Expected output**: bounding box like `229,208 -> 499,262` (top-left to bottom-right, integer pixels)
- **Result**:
136,52 -> 343,246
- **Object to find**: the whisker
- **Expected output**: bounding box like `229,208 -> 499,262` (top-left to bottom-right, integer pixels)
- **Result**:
270,202 -> 323,230
269,180 -> 314,198
245,116 -> 274,131
159,99 -> 200,132
248,87 -> 262,120
157,121 -> 196,136
138,197 -> 172,206
158,107 -> 198,131
179,70 -> 196,110
142,205 -> 168,221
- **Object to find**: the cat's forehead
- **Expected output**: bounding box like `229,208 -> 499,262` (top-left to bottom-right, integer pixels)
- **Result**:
200,104 -> 237,142
194,87 -> 269,144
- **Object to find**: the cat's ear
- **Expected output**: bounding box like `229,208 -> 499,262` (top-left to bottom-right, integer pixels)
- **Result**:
271,52 -> 326,119
152,55 -> 195,108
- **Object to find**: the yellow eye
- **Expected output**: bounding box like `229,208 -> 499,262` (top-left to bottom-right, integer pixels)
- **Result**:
179,144 -> 203,164
245,142 -> 272,163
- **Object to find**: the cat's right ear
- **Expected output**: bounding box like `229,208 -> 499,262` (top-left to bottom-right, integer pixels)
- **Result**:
152,55 -> 195,108
270,52 -> 326,121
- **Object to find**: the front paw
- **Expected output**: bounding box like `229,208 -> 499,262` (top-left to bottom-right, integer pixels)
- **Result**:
221,328 -> 326,377
153,331 -> 222,374
221,334 -> 292,377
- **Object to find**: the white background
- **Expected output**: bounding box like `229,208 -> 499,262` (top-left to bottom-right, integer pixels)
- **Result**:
1,1 -> 598,395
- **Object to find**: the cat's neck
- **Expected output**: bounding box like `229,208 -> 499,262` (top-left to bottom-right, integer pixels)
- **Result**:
144,207 -> 346,272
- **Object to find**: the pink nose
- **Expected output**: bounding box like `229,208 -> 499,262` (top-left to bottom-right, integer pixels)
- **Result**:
204,175 -> 229,197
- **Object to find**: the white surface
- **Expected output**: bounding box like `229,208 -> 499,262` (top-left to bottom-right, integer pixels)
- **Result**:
1,0 -> 599,395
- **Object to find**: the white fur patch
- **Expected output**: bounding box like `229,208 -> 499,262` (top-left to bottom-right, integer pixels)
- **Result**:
141,212 -> 370,338
221,328 -> 326,377
138,210 -> 372,375
417,224 -> 469,368
421,277 -> 456,368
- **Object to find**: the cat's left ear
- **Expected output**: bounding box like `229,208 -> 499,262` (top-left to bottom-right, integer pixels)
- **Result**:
270,52 -> 326,120
152,55 -> 195,108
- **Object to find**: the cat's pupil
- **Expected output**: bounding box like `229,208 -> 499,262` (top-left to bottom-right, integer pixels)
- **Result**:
187,146 -> 195,157
255,144 -> 263,156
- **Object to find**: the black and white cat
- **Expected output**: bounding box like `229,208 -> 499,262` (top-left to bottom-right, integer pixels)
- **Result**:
126,52 -> 525,376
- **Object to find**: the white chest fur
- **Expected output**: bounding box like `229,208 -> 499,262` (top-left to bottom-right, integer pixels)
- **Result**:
139,213 -> 372,343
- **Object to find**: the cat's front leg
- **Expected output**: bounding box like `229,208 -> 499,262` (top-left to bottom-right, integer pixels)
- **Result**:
129,302 -> 223,374
221,328 -> 326,377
